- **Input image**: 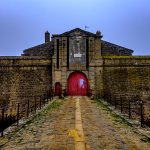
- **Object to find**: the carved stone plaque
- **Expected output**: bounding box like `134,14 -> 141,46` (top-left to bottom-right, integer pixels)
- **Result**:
69,32 -> 86,67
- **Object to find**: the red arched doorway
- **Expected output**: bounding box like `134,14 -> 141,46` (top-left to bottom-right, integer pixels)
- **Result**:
55,82 -> 61,96
68,72 -> 88,96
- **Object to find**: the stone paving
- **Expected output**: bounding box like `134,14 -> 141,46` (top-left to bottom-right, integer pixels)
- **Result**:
0,97 -> 76,150
80,97 -> 150,150
0,96 -> 149,150
80,97 -> 129,149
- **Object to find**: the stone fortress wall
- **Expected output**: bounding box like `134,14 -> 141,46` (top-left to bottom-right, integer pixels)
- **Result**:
95,56 -> 150,122
0,56 -> 52,114
0,56 -> 149,115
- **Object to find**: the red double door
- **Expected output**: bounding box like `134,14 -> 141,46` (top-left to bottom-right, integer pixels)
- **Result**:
68,72 -> 88,96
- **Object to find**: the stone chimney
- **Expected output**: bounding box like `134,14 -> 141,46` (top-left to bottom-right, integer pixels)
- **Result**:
45,31 -> 50,43
96,30 -> 103,39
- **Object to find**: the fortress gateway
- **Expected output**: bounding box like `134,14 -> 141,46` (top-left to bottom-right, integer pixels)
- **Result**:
0,27 -> 150,116
22,28 -> 133,96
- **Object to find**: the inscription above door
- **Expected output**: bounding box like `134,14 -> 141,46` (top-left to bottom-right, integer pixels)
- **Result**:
69,31 -> 86,68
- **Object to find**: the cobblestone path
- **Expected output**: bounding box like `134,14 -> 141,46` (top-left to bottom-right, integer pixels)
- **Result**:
0,96 -> 150,150
0,98 -> 76,150
80,97 -> 150,150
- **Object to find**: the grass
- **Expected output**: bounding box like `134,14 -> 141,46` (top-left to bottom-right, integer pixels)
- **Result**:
17,101 -> 63,130
94,99 -> 150,143
0,100 -> 63,148
102,56 -> 150,59
93,99 -> 132,127
141,137 -> 150,142
42,101 -> 63,114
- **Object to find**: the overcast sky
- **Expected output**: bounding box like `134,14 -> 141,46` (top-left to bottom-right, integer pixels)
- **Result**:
0,0 -> 150,56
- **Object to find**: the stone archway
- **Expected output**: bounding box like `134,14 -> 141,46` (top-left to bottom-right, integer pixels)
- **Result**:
68,71 -> 88,96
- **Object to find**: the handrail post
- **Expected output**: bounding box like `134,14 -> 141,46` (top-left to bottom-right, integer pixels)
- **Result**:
140,101 -> 143,127
50,92 -> 51,101
44,94 -> 46,105
40,96 -> 42,109
48,90 -> 50,98
1,109 -> 5,137
27,100 -> 30,117
129,100 -> 131,119
34,97 -> 37,113
17,103 -> 20,126
115,97 -> 117,109
121,97 -> 123,113
47,92 -> 48,103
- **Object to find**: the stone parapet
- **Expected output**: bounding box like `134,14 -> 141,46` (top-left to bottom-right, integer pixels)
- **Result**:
102,56 -> 150,66
0,56 -> 51,66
